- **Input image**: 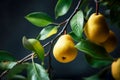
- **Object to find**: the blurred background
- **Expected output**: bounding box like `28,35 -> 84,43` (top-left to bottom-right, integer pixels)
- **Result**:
0,0 -> 120,79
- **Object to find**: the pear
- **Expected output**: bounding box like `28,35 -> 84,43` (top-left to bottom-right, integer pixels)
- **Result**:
53,34 -> 78,63
84,13 -> 109,43
101,30 -> 117,53
111,58 -> 120,80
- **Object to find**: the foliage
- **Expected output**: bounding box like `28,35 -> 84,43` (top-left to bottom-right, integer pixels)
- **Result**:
22,37 -> 45,62
39,25 -> 58,40
101,0 -> 120,27
70,10 -> 84,39
55,0 -> 73,18
0,0 -> 120,80
25,12 -> 53,27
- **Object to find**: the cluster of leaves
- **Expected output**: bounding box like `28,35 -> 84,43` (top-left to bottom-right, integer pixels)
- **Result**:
100,0 -> 120,27
0,51 -> 49,80
0,0 -> 116,80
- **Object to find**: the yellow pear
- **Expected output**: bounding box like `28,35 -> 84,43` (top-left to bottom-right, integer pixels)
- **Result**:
53,34 -> 78,63
84,13 -> 109,43
111,58 -> 120,80
101,30 -> 117,53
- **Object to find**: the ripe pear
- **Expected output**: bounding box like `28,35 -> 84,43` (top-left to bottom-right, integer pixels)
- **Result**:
101,30 -> 117,53
53,34 -> 78,63
111,58 -> 120,80
84,13 -> 109,43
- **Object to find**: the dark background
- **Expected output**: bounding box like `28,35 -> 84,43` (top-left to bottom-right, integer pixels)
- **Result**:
0,0 -> 120,79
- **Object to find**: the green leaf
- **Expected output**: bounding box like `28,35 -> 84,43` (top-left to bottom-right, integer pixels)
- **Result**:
27,63 -> 50,80
69,31 -> 81,42
25,12 -> 53,27
22,37 -> 45,61
6,64 -> 28,79
79,0 -> 88,9
55,0 -> 72,18
10,75 -> 27,80
0,50 -> 16,61
70,10 -> 84,39
85,54 -> 112,68
22,36 -> 34,51
84,7 -> 93,20
83,74 -> 100,80
83,66 -> 110,80
101,0 -> 120,28
39,25 -> 58,40
75,39 -> 113,60
0,61 -> 17,70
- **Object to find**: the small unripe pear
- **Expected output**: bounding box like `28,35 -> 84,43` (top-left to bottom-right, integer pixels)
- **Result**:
53,34 -> 78,63
84,13 -> 109,43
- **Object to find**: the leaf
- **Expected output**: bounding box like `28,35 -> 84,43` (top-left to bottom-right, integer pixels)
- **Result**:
6,63 -> 49,80
69,31 -> 81,42
0,61 -> 17,70
27,63 -> 50,80
25,12 -> 53,27
85,54 -> 112,68
22,37 -> 45,61
55,0 -> 72,18
75,39 -> 113,60
70,10 -> 84,39
22,36 -> 34,51
84,7 -> 93,20
10,75 -> 27,80
78,0 -> 88,9
6,64 -> 28,79
39,25 -> 58,40
101,0 -> 120,28
83,74 -> 100,80
0,50 -> 16,61
83,66 -> 111,80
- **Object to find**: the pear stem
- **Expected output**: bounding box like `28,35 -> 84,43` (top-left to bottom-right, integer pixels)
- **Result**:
64,30 -> 67,34
0,0 -> 82,79
95,0 -> 99,15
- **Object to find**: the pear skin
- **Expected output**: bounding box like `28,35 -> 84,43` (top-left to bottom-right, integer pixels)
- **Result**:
84,13 -> 109,43
53,34 -> 78,63
111,58 -> 120,80
101,30 -> 117,53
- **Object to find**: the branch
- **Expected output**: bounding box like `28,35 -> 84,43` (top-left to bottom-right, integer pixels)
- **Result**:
0,53 -> 34,78
0,0 -> 82,79
44,0 -> 82,79
44,0 -> 82,57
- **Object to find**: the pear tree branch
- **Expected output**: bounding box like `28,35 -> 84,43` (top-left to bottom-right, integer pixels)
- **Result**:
44,0 -> 82,79
0,0 -> 82,79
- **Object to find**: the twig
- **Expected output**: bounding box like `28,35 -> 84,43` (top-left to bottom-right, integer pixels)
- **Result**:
0,41 -> 51,78
52,20 -> 67,26
45,0 -> 82,79
46,42 -> 53,79
17,53 -> 34,64
0,53 -> 34,78
0,0 -> 82,79
0,70 -> 8,79
44,0 -> 82,57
